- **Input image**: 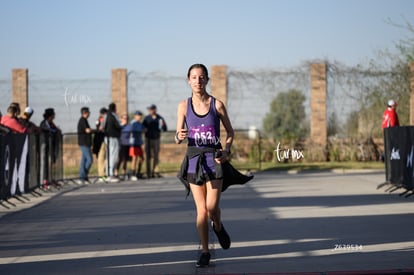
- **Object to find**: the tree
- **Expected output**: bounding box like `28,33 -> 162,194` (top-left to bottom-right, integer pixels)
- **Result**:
386,18 -> 414,62
327,111 -> 340,137
262,89 -> 307,142
342,18 -> 414,138
344,110 -> 359,137
364,19 -> 414,132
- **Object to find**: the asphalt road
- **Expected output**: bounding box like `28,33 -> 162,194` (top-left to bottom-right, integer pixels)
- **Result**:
1,170 -> 414,275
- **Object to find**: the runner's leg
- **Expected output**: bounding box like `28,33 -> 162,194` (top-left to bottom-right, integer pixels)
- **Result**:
190,183 -> 209,253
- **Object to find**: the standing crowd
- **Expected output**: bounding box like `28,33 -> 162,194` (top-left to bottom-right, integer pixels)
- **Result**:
0,101 -> 168,186
77,102 -> 167,184
0,103 -> 62,189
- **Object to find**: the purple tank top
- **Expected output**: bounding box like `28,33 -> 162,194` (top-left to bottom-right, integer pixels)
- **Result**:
186,96 -> 221,149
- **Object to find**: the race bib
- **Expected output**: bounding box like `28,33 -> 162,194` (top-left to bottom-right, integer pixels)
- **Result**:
190,124 -> 220,147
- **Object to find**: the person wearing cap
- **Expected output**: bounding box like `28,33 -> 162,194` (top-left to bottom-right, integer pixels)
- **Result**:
77,107 -> 93,184
19,106 -> 41,134
382,99 -> 400,129
25,106 -> 33,115
143,104 -> 168,178
129,111 -> 145,180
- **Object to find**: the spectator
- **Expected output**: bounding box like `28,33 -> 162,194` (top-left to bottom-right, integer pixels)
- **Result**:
0,110 -> 10,135
103,103 -> 122,183
77,107 -> 93,184
0,105 -> 29,133
118,114 -> 132,180
40,108 -> 59,133
381,99 -> 400,162
130,111 -> 145,180
9,102 -> 21,116
39,108 -> 60,189
93,107 -> 108,182
143,104 -> 167,178
382,99 -> 400,129
19,106 -> 41,134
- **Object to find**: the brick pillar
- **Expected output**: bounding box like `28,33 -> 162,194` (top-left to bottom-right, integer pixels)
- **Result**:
12,69 -> 29,109
111,68 -> 128,116
211,65 -> 227,106
409,62 -> 414,126
210,65 -> 228,143
310,63 -> 327,147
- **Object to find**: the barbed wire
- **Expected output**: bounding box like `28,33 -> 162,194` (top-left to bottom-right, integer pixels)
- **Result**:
0,60 -> 409,136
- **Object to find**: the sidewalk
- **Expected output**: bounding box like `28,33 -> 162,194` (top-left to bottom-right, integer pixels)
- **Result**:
0,180 -> 82,219
0,170 -> 413,274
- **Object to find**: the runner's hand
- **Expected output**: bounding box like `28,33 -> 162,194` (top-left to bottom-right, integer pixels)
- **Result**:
176,129 -> 188,141
215,150 -> 229,164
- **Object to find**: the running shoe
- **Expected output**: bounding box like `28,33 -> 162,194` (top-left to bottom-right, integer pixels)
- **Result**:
211,221 -> 231,250
107,176 -> 120,183
75,179 -> 84,185
196,252 -> 211,268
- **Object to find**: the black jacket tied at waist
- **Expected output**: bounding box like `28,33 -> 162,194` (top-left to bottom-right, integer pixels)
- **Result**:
177,146 -> 254,198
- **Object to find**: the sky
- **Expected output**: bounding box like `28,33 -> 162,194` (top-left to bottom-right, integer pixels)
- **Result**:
0,0 -> 413,79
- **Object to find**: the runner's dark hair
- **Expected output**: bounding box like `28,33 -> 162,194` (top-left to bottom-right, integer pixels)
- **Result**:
187,64 -> 209,80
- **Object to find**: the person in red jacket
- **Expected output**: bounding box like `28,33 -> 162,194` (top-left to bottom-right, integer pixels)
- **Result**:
0,105 -> 29,133
382,99 -> 400,129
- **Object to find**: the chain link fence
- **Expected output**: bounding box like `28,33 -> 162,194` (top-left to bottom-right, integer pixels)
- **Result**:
1,62 -> 410,166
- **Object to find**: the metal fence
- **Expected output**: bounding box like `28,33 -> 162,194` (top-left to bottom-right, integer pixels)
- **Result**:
0,132 -> 63,201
